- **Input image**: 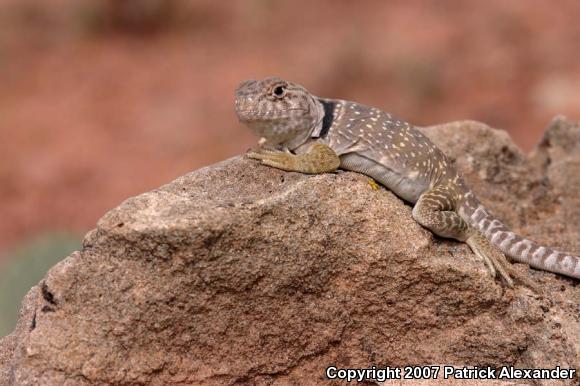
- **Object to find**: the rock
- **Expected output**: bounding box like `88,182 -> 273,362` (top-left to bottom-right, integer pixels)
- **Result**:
1,118 -> 579,385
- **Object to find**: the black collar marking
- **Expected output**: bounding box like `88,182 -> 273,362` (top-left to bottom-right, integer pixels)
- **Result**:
318,99 -> 335,138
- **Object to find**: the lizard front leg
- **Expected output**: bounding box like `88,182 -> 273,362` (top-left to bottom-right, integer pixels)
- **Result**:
247,143 -> 340,174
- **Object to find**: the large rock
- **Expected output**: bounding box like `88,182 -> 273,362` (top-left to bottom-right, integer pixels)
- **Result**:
1,118 -> 579,385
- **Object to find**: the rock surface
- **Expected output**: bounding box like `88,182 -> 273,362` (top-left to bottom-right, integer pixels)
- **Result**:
1,118 -> 579,385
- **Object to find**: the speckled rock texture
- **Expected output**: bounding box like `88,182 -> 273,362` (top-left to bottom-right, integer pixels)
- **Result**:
1,117 -> 578,385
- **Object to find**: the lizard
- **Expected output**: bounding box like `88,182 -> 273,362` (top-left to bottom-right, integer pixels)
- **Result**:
234,76 -> 580,286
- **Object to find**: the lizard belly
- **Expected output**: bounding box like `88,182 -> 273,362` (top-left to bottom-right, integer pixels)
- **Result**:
339,152 -> 428,203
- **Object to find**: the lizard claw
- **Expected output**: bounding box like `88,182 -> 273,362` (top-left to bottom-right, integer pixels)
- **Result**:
466,232 -> 514,288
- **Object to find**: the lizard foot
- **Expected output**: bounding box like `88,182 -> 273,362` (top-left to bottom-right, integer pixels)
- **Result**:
247,149 -> 296,172
466,232 -> 514,288
465,232 -> 544,293
247,143 -> 340,174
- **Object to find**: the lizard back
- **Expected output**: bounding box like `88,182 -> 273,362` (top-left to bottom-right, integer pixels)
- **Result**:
305,99 -> 460,204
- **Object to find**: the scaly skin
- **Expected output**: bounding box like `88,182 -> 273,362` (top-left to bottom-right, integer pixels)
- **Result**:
235,77 -> 580,286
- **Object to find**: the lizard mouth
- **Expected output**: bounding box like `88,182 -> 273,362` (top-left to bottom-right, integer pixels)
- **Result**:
235,108 -> 307,122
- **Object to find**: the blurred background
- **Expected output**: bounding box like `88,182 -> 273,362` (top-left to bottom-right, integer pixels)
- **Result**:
1,0 -> 580,337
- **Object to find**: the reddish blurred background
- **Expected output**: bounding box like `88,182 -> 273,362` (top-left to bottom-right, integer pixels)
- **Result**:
1,0 -> 580,260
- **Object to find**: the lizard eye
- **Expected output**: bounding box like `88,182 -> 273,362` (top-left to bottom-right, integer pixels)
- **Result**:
273,85 -> 286,98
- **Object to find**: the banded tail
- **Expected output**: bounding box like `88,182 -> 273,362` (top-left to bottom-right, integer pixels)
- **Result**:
459,193 -> 580,280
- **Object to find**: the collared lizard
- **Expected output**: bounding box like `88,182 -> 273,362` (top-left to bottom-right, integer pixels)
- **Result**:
234,77 -> 580,286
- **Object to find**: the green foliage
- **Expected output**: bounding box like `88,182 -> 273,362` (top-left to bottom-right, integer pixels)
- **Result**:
0,233 -> 81,339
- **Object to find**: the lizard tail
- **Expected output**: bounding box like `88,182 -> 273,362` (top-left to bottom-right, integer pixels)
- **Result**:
458,195 -> 580,280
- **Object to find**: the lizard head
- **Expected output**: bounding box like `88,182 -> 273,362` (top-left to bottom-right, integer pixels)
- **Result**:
235,77 -> 322,148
